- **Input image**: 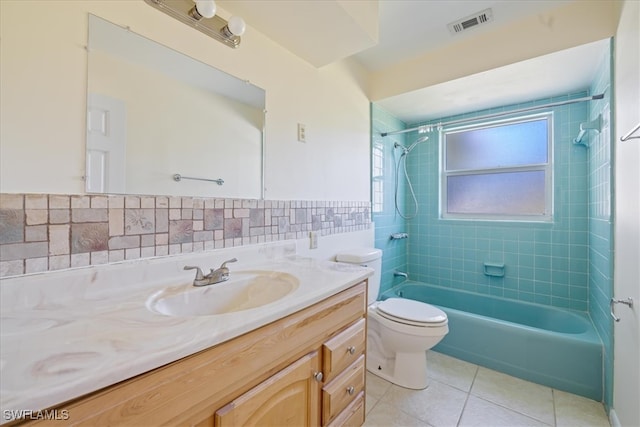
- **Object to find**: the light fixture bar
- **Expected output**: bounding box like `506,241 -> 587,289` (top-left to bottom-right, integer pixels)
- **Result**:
144,0 -> 241,48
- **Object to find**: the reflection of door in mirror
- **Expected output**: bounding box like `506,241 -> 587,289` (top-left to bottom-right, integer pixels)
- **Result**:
86,93 -> 126,193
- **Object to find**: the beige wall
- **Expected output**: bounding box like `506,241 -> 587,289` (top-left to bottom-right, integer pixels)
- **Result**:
0,0 -> 371,202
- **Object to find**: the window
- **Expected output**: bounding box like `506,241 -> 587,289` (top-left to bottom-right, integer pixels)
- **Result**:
441,113 -> 553,221
372,142 -> 384,213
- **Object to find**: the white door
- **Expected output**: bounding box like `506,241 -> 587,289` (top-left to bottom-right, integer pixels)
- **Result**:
612,1 -> 639,426
86,93 -> 126,193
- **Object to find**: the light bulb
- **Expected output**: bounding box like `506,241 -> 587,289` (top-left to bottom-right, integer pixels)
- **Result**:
226,16 -> 246,36
194,0 -> 216,18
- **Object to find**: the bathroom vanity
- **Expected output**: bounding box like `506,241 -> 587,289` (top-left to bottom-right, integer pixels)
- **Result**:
0,242 -> 372,426
20,283 -> 366,426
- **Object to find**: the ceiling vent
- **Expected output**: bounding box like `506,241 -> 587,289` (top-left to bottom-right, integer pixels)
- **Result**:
447,8 -> 494,35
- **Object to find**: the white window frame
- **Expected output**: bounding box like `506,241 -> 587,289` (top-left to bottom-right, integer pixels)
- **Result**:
372,141 -> 384,213
440,112 -> 554,222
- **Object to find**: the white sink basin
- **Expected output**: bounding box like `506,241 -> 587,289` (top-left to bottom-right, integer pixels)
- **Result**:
146,270 -> 300,317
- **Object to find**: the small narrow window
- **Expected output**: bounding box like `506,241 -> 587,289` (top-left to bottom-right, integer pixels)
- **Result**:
372,142 -> 384,213
441,113 -> 553,221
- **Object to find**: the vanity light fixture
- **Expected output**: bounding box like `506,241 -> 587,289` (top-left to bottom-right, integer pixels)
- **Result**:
144,0 -> 246,48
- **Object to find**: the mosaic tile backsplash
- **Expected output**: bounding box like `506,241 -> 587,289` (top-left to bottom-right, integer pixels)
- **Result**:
0,194 -> 371,278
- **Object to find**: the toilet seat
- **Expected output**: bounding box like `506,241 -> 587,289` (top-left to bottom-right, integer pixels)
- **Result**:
376,298 -> 447,327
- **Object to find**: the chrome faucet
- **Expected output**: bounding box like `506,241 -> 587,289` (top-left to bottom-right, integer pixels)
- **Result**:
394,270 -> 408,279
184,258 -> 238,287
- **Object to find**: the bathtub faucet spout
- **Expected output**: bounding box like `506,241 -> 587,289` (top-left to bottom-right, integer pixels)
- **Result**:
394,271 -> 408,279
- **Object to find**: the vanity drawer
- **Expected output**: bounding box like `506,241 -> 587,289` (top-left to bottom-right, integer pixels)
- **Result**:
322,318 -> 365,382
322,356 -> 365,425
326,391 -> 365,427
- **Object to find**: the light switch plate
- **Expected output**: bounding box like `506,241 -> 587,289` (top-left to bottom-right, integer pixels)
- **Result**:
297,123 -> 306,142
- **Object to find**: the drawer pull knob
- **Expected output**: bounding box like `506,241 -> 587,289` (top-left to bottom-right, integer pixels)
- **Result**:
313,371 -> 324,382
347,346 -> 356,355
346,386 -> 355,395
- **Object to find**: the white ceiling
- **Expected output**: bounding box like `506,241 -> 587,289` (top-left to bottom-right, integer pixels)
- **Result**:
221,0 -> 609,124
375,38 -> 609,123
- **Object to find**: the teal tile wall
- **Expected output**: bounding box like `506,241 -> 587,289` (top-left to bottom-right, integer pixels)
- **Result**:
587,39 -> 614,408
402,93 -> 591,311
371,104 -> 408,295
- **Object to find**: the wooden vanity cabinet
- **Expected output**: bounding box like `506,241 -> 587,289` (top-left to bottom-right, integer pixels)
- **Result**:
21,281 -> 367,427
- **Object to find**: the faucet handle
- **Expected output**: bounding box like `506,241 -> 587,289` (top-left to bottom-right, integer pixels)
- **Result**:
184,265 -> 205,280
220,258 -> 238,269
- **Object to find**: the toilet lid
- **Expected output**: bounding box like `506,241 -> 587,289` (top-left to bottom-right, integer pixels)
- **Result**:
377,298 -> 447,324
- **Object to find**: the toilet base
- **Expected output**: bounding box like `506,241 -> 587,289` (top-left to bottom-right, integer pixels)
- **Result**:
366,350 -> 429,390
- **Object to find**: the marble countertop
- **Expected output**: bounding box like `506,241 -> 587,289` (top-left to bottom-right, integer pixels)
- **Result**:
0,242 -> 372,421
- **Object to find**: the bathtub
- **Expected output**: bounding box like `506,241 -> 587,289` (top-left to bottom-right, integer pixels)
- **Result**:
381,281 -> 603,401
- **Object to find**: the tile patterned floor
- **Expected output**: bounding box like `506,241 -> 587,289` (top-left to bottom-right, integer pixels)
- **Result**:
364,351 -> 611,427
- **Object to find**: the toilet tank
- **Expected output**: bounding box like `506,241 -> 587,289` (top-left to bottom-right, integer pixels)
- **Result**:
336,248 -> 382,305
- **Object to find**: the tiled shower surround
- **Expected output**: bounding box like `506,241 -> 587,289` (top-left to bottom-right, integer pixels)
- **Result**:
373,90 -> 600,312
0,193 -> 371,278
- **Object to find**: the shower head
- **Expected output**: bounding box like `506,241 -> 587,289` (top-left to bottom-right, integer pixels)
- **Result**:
394,135 -> 429,154
406,135 -> 429,152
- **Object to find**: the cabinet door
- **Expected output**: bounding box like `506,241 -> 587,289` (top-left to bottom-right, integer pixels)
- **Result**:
215,351 -> 321,427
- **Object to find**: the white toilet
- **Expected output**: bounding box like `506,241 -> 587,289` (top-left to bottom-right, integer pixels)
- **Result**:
336,248 -> 448,390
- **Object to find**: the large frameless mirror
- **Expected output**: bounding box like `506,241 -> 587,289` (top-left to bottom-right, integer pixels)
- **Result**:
86,14 -> 265,199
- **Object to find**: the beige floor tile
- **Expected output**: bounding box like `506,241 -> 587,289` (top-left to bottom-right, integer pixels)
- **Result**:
364,353 -> 610,427
554,389 -> 610,427
427,351 -> 478,392
459,395 -> 551,427
367,371 -> 393,400
363,401 -> 431,427
383,379 -> 468,427
366,392 -> 379,415
471,367 -> 554,425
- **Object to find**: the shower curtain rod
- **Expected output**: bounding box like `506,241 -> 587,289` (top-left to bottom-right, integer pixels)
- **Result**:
380,93 -> 605,137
